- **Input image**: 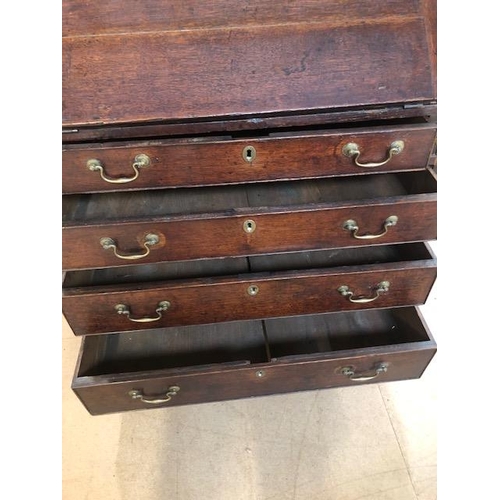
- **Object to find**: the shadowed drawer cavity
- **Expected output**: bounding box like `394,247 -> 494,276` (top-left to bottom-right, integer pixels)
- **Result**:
72,307 -> 436,415
62,170 -> 437,270
62,243 -> 436,335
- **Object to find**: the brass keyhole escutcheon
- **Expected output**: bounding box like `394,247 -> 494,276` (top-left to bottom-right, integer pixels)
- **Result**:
243,219 -> 256,233
247,285 -> 259,296
242,145 -> 257,163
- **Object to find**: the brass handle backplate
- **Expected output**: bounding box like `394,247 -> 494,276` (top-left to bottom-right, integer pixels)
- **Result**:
337,281 -> 390,304
342,140 -> 404,168
340,363 -> 388,382
115,301 -> 171,323
100,233 -> 159,260
87,154 -> 150,183
129,386 -> 180,404
343,216 -> 398,240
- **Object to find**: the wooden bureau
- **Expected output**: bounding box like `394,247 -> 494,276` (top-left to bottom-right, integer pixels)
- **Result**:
62,0 -> 437,415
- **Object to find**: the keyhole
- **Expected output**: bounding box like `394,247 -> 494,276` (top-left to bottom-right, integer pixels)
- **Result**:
242,145 -> 256,163
243,219 -> 256,233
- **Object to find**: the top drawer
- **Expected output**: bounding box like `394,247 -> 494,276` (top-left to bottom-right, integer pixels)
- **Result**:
62,123 -> 436,194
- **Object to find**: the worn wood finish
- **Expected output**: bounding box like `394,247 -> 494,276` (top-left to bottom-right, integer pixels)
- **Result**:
62,124 -> 436,194
72,307 -> 436,415
63,0 -> 438,414
63,16 -> 434,127
422,0 -> 437,97
248,242 -> 435,272
63,0 -> 422,36
62,106 -> 437,143
62,197 -> 436,270
62,246 -> 436,335
62,172 -> 409,222
62,256 -> 250,288
62,171 -> 436,270
64,243 -> 433,287
264,306 -> 431,354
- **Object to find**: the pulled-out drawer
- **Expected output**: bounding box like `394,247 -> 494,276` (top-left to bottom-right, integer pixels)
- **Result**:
72,307 -> 436,415
62,123 -> 436,194
62,170 -> 436,270
63,243 -> 436,335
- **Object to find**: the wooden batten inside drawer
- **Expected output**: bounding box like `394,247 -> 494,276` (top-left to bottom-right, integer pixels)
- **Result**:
62,243 -> 436,336
73,307 -> 436,415
62,171 -> 436,270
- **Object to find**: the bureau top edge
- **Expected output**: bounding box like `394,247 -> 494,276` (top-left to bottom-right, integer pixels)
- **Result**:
62,102 -> 437,144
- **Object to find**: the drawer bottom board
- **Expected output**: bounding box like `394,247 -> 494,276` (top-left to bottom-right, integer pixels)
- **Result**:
72,307 -> 436,415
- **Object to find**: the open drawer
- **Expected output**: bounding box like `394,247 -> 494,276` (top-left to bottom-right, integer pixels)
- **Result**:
62,122 -> 436,194
62,170 -> 436,270
72,307 -> 437,415
62,242 -> 436,335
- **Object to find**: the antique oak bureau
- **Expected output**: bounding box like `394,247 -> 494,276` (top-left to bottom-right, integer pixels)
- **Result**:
62,1 -> 437,415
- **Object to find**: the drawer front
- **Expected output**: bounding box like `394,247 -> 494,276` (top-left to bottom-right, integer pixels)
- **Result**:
73,339 -> 436,415
63,264 -> 436,336
62,196 -> 436,270
62,125 -> 436,194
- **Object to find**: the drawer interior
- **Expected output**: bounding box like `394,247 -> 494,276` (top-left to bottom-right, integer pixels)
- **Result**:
63,242 -> 434,288
77,320 -> 268,376
77,308 -> 432,377
265,307 -> 429,358
62,170 -> 436,224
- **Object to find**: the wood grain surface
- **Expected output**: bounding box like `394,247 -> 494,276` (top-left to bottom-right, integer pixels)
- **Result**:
62,171 -> 436,270
62,123 -> 436,194
72,308 -> 436,415
62,256 -> 436,335
63,12 -> 434,127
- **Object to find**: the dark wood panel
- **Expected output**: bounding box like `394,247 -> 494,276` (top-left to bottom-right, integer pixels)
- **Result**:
62,172 -> 432,223
264,305 -> 431,353
62,257 -> 250,288
63,0 -> 421,36
62,106 -> 437,143
62,124 -> 436,194
78,321 -> 269,375
249,242 -> 434,272
62,260 -> 436,335
422,0 -> 437,97
62,182 -> 251,222
62,193 -> 436,270
63,242 -> 433,287
63,18 -> 434,127
72,308 -> 436,415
